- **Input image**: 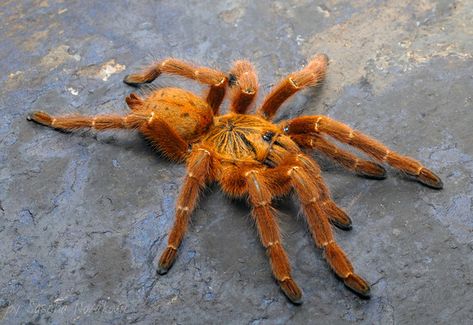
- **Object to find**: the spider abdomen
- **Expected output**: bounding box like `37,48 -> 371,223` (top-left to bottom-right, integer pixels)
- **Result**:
137,88 -> 214,142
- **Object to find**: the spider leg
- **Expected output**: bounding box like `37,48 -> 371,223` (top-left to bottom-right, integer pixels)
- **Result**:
123,58 -> 228,114
257,54 -> 328,120
284,116 -> 443,189
141,118 -> 189,162
291,134 -> 387,179
27,111 -> 189,161
285,154 -> 371,297
228,60 -> 258,114
267,154 -> 352,230
157,147 -> 212,274
244,169 -> 303,304
27,110 -> 149,130
296,154 -> 353,230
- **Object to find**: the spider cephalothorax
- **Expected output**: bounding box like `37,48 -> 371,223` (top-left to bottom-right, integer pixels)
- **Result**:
27,54 -> 442,304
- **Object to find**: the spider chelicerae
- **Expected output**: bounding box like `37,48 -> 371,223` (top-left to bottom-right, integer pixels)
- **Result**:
27,54 -> 442,304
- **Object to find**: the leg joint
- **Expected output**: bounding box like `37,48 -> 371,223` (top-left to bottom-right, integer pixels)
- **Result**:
314,116 -> 322,132
197,148 -> 211,156
382,150 -> 391,160
267,240 -> 280,248
167,244 -> 177,251
176,205 -> 190,212
245,170 -> 259,177
215,77 -> 227,87
287,166 -> 300,176
288,77 -> 299,89
148,112 -> 155,123
186,172 -> 201,181
253,200 -> 270,208
160,59 -> 170,69
322,240 -> 335,248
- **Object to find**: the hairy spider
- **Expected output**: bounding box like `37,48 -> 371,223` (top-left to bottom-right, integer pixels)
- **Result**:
27,54 -> 443,304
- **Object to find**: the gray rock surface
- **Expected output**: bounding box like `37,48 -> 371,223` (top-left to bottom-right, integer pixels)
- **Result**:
1,0 -> 472,324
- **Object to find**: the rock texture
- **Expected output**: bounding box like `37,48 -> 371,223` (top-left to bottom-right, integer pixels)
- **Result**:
1,0 -> 472,324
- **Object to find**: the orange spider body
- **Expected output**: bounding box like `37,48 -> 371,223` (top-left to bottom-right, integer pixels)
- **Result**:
130,88 -> 213,142
28,54 -> 442,304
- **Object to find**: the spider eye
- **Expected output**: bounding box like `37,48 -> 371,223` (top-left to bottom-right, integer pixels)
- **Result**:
262,131 -> 275,142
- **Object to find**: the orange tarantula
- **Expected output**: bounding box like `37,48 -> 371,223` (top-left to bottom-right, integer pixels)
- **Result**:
27,54 -> 442,304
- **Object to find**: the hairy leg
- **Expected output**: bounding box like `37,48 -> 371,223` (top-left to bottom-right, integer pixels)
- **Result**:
285,154 -> 371,297
257,54 -> 328,120
157,147 -> 212,274
244,169 -> 303,304
27,111 -> 148,130
141,118 -> 189,162
27,111 -> 189,161
228,60 -> 258,114
266,154 -> 352,230
291,134 -> 386,179
284,116 -> 443,189
123,58 -> 228,114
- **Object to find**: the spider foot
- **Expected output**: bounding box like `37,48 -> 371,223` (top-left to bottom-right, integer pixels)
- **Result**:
323,201 -> 352,230
355,161 -> 387,180
279,278 -> 303,304
157,246 -> 177,275
123,74 -> 151,87
343,273 -> 371,299
27,111 -> 53,127
413,168 -> 443,189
